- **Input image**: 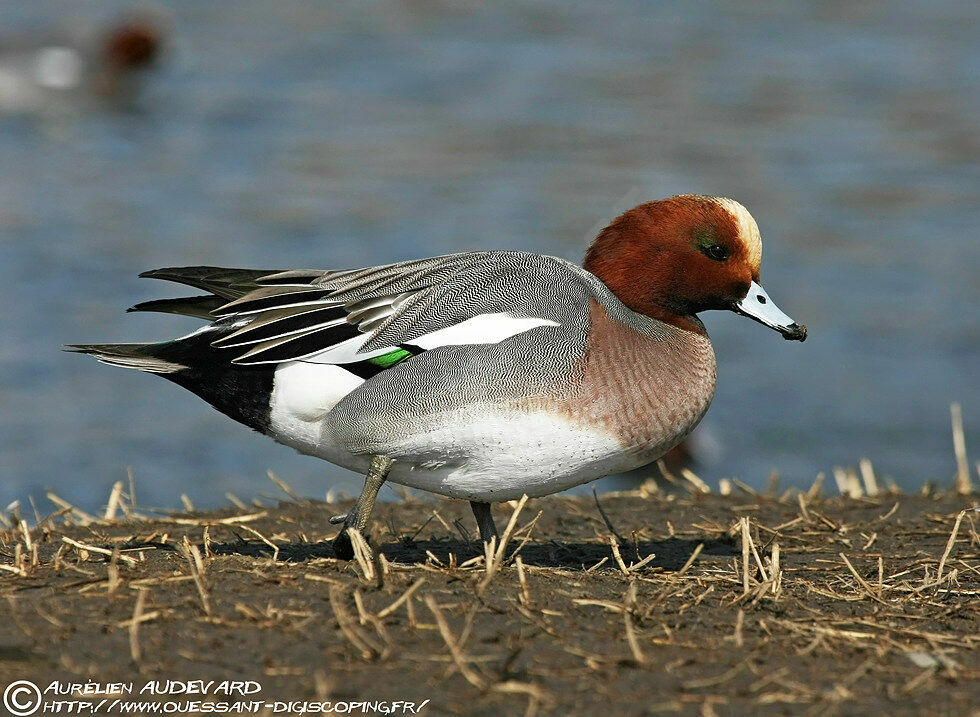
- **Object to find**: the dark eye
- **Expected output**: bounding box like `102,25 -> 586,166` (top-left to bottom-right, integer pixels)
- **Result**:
704,244 -> 729,261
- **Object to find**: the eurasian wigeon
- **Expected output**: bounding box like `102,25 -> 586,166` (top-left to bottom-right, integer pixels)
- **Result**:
0,17 -> 162,113
69,195 -> 806,558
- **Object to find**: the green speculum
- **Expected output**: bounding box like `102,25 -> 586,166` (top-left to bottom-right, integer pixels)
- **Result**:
366,347 -> 414,368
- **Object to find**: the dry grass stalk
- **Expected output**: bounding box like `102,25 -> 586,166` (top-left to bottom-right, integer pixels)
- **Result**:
62,536 -> 137,565
225,493 -> 248,510
643,543 -> 703,615
875,501 -> 900,524
806,472 -> 825,500
936,510 -> 966,583
770,542 -> 782,598
180,537 -> 211,615
104,481 -> 124,521
106,562 -> 121,593
797,493 -> 811,522
733,608 -> 744,648
656,458 -> 681,486
116,608 -> 160,629
505,510 -> 544,561
515,556 -> 530,605
833,467 -> 861,498
429,510 -> 455,534
169,511 -> 268,526
424,595 -> 487,689
478,494 -> 528,594
766,470 -> 780,496
481,536 -> 497,574
329,585 -> 383,660
748,529 -> 769,583
902,667 -> 936,695
267,470 -> 308,504
839,553 -> 885,604
346,529 -> 376,583
628,552 -> 657,573
353,589 -> 370,625
203,525 -> 213,558
458,554 -> 486,570
376,578 -> 426,619
46,492 -> 96,525
637,477 -> 660,497
303,573 -> 343,587
623,610 -> 645,664
610,536 -> 630,575
129,588 -> 148,663
428,597 -> 551,711
572,597 -> 628,613
732,478 -> 758,497
740,518 -> 751,594
126,466 -> 137,511
18,519 -> 32,554
238,524 -> 280,563
951,403 -> 973,494
859,458 -> 879,496
181,536 -> 207,579
681,468 -> 711,494
586,557 -> 609,572
682,663 -> 745,690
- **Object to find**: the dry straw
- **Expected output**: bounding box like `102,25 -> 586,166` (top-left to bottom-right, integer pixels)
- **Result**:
0,442 -> 976,714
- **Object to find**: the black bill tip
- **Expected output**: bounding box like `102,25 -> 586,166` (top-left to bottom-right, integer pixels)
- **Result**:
781,323 -> 807,342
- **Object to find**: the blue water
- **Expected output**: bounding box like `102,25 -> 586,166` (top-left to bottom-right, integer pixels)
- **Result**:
1,1 -> 978,512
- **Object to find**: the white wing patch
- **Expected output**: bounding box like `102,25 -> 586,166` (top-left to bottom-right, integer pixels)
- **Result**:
412,313 -> 559,350
302,312 -> 558,365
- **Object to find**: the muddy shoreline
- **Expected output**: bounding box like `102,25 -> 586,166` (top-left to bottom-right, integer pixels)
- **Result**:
2,487 -> 978,715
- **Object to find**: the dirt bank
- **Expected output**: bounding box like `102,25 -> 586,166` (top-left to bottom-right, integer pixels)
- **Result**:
1,486 -> 978,715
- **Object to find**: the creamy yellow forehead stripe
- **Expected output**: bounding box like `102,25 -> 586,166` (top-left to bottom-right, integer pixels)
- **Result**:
712,197 -> 762,270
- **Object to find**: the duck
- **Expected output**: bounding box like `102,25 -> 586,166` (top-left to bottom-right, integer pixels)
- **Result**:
0,16 -> 162,114
68,195 -> 806,559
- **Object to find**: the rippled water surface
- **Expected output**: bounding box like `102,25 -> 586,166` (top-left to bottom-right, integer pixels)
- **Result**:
1,1 -> 977,510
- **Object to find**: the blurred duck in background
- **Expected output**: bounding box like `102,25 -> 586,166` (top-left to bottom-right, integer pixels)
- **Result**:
0,12 -> 165,114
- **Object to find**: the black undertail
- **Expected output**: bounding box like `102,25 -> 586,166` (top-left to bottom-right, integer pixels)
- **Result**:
159,331 -> 275,434
68,330 -> 275,435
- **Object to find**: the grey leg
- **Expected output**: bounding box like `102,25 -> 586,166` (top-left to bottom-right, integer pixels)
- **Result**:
333,455 -> 393,560
470,501 -> 499,544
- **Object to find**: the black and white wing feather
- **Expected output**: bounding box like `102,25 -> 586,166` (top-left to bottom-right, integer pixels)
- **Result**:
198,252 -> 588,366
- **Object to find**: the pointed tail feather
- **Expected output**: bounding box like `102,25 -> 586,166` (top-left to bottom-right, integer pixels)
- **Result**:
138,266 -> 280,299
127,295 -> 226,319
64,343 -> 185,373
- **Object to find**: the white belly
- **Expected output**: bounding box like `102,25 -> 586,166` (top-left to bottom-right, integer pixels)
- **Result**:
268,362 -> 640,502
378,411 -> 636,501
